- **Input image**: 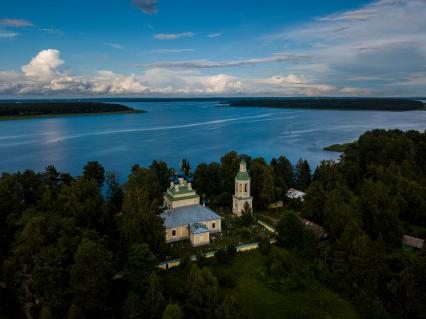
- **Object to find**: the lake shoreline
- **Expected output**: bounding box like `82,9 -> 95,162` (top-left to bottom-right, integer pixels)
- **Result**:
0,109 -> 146,121
222,98 -> 425,111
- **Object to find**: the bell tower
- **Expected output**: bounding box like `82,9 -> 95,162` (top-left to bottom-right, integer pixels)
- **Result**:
232,159 -> 253,216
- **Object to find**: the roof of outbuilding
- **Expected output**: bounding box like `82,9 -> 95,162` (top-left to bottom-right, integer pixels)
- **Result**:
402,235 -> 424,249
286,188 -> 306,199
160,204 -> 221,229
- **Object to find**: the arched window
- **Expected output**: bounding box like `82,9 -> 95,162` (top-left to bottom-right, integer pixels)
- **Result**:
239,183 -> 242,192
245,183 -> 248,192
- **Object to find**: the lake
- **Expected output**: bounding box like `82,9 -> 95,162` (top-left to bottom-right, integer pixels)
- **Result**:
1,100 -> 426,179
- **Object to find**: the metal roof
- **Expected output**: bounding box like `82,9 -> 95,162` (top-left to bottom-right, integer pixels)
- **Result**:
402,235 -> 424,249
236,171 -> 250,181
286,188 -> 306,199
190,223 -> 209,234
160,204 -> 221,229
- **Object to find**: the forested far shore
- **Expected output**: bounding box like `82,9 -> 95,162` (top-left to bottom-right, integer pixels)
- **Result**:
0,102 -> 144,117
225,98 -> 424,111
1,129 -> 426,319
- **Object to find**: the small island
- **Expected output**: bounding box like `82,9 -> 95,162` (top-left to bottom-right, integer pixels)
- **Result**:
323,142 -> 353,152
225,98 -> 424,111
0,101 -> 145,120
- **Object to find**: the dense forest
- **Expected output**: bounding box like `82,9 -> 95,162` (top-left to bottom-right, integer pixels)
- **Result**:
226,98 -> 424,111
0,102 -> 142,117
0,129 -> 426,318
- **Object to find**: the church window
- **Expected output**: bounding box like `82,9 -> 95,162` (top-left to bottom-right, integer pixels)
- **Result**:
172,229 -> 176,237
245,183 -> 248,192
212,222 -> 216,229
239,183 -> 242,192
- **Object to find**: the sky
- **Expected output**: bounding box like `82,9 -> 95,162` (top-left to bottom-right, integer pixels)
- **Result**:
0,0 -> 425,97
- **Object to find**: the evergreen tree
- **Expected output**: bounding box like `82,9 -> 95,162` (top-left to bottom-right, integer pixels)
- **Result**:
105,170 -> 123,212
402,250 -> 426,318
162,304 -> 184,319
359,180 -> 401,245
40,165 -> 61,191
206,162 -> 223,197
144,273 -> 166,319
149,160 -> 172,190
125,243 -> 157,293
70,238 -> 113,315
193,162 -> 209,196
216,295 -> 241,319
313,160 -> 342,191
119,166 -> 164,253
186,264 -> 219,319
294,158 -> 311,190
250,157 -> 275,209
276,210 -> 304,249
59,177 -> 107,229
270,156 -> 294,198
82,161 -> 105,188
124,292 -> 144,319
323,185 -> 359,241
301,181 -> 327,224
220,151 -> 240,194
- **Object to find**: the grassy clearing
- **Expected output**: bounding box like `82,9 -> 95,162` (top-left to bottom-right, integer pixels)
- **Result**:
161,251 -> 360,319
255,210 -> 282,226
219,253 -> 360,319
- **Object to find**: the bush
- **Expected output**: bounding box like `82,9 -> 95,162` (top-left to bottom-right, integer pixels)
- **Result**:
256,234 -> 271,255
226,243 -> 237,257
217,269 -> 237,288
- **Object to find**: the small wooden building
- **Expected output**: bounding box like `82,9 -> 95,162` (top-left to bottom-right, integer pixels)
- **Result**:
402,235 -> 424,252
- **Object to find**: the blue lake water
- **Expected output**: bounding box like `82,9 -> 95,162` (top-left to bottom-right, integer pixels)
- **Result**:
0,101 -> 426,179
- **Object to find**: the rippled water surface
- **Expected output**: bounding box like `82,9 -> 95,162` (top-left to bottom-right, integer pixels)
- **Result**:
1,101 -> 425,177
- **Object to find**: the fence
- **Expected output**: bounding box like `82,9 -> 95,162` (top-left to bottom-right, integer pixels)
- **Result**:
158,238 -> 277,270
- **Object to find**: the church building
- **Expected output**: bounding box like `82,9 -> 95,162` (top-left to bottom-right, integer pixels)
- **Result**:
232,159 -> 253,216
160,172 -> 222,247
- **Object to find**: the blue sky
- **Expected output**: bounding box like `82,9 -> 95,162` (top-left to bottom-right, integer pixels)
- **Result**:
0,0 -> 425,97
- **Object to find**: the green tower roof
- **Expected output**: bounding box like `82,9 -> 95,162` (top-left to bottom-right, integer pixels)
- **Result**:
236,171 -> 250,181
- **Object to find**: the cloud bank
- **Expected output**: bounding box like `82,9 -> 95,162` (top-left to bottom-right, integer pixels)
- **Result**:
265,0 -> 426,95
0,49 -> 368,97
1,0 -> 425,97
141,54 -> 309,69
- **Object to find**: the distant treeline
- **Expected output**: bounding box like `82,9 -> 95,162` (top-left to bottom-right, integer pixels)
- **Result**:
0,102 -> 140,117
226,98 -> 424,111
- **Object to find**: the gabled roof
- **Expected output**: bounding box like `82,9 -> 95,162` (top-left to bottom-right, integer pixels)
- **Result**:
160,204 -> 221,229
286,188 -> 306,199
190,223 -> 209,234
402,235 -> 424,249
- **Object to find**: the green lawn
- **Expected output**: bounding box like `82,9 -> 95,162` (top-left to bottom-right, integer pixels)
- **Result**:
255,210 -> 282,225
161,250 -> 360,319
218,253 -> 360,319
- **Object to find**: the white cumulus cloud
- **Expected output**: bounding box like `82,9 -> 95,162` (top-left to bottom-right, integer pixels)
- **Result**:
21,49 -> 64,81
